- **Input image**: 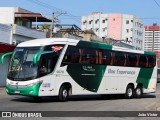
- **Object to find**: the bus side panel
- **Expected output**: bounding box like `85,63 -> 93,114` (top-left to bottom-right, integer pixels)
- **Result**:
38,75 -> 57,96
143,67 -> 157,93
104,66 -> 140,94
66,64 -> 107,93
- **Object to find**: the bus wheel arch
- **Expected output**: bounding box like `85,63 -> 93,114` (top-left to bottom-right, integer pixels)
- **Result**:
135,83 -> 143,98
125,83 -> 134,99
58,82 -> 72,102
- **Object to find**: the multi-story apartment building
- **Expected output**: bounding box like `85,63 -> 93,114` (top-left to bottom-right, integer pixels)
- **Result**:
144,24 -> 160,68
81,12 -> 143,50
0,7 -> 51,86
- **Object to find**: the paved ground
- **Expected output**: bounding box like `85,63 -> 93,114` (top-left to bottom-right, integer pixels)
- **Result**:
0,83 -> 160,120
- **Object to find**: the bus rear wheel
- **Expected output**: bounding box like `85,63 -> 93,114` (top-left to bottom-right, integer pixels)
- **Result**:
135,86 -> 143,98
125,85 -> 134,99
59,86 -> 68,102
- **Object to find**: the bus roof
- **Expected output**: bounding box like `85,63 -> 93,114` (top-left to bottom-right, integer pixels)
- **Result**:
17,38 -> 156,56
17,38 -> 79,47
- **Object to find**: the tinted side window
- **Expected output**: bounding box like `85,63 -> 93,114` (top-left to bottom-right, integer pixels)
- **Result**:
102,50 -> 111,65
115,52 -> 125,66
39,54 -> 55,77
62,46 -> 80,64
80,48 -> 98,64
128,54 -> 138,67
138,55 -> 147,67
148,55 -> 156,68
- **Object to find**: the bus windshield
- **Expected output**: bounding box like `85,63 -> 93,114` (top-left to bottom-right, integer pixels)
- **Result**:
7,47 -> 42,81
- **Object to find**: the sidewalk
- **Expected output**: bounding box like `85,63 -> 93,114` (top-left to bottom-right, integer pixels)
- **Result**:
0,87 -> 6,93
0,87 -> 5,89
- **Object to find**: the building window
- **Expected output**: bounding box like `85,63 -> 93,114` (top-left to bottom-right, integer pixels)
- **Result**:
126,38 -> 128,41
102,27 -> 107,32
95,19 -> 99,24
126,29 -> 129,33
126,20 -> 129,24
83,20 -> 87,25
89,20 -> 93,24
113,18 -> 115,21
102,20 -> 105,23
131,20 -> 133,23
95,28 -> 99,32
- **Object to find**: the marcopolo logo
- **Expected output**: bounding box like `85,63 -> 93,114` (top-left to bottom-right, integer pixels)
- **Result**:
83,66 -> 95,72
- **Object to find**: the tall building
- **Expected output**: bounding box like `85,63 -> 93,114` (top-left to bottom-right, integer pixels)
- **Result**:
81,12 -> 143,50
144,24 -> 160,68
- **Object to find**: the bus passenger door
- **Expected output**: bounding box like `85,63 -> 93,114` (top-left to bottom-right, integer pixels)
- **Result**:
38,53 -> 56,96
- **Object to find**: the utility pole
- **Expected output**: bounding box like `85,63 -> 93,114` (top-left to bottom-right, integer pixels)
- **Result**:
50,12 -> 66,38
50,12 -> 54,38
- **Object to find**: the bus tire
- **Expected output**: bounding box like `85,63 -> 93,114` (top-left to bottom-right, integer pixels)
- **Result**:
135,86 -> 143,98
59,86 -> 68,102
125,85 -> 134,99
32,96 -> 41,101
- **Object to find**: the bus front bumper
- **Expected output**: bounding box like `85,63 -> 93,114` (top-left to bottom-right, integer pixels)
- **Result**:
6,83 -> 41,97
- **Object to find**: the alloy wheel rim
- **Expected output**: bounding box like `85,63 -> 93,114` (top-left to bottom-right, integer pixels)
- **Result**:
136,88 -> 141,95
127,88 -> 133,97
63,89 -> 67,98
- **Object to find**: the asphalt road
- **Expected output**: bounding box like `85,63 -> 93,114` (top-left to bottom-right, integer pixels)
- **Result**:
0,83 -> 160,120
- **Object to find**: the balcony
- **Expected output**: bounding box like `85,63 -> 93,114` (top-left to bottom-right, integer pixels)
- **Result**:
12,24 -> 47,39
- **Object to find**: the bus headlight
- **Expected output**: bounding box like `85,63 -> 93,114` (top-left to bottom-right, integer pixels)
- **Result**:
6,82 -> 9,86
27,83 -> 35,87
27,80 -> 43,87
6,82 -> 13,87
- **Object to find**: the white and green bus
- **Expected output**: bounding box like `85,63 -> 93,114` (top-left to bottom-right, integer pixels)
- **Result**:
1,38 -> 157,101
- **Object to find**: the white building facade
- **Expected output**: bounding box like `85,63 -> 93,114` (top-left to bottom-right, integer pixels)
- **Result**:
81,12 -> 143,50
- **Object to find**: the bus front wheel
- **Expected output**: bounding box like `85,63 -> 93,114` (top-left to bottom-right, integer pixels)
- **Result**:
125,85 -> 134,99
59,86 -> 68,102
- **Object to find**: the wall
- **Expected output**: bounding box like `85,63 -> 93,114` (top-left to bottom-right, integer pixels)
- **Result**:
0,23 -> 12,44
0,54 -> 10,86
121,14 -> 133,45
0,7 -> 15,24
107,14 -> 122,40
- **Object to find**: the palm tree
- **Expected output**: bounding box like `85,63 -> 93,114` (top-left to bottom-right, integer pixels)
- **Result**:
42,24 -> 50,31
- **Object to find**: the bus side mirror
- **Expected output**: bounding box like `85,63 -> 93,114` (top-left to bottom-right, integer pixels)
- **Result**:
0,52 -> 13,64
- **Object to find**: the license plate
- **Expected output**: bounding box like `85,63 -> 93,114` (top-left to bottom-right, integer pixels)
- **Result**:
15,91 -> 20,94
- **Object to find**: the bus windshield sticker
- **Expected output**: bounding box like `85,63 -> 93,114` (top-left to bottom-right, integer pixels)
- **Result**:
52,46 -> 63,52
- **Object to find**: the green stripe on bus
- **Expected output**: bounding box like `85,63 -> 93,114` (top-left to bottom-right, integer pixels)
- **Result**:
136,68 -> 154,89
67,64 -> 107,92
77,41 -> 112,50
144,51 -> 156,56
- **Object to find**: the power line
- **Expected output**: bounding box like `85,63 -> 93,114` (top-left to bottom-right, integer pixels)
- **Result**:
26,0 -> 81,23
153,0 -> 160,8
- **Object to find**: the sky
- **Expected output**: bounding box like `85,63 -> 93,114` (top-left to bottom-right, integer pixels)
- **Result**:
1,0 -> 160,27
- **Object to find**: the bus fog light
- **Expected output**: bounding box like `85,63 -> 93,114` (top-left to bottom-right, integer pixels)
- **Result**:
6,89 -> 8,93
27,83 -> 34,87
29,90 -> 34,94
